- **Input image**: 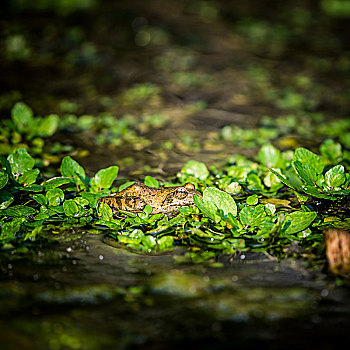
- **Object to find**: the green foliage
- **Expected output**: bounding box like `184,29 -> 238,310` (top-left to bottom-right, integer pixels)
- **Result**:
91,166 -> 119,191
270,146 -> 350,201
194,187 -> 237,223
0,139 -> 349,260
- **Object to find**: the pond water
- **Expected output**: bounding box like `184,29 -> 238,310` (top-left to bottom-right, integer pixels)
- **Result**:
1,233 -> 350,349
1,0 -> 350,348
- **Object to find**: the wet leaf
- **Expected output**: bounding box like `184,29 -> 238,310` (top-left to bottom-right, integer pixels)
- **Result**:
324,164 -> 345,189
193,194 -> 220,223
292,160 -> 319,185
0,171 -> 9,189
46,188 -> 65,206
0,190 -> 14,209
30,193 -> 48,206
239,205 -> 267,228
294,147 -> 324,174
320,139 -> 343,164
42,177 -> 71,190
60,156 -> 86,188
97,201 -> 113,221
194,187 -> 237,223
246,194 -> 258,205
18,168 -> 40,185
157,236 -> 174,250
1,205 -> 37,217
1,217 -> 24,240
142,235 -> 157,249
7,148 -> 35,175
283,211 -> 317,234
93,166 -> 119,189
63,199 -> 79,217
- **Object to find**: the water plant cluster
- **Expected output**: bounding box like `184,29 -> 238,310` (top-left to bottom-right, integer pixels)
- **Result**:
1,102 -> 349,264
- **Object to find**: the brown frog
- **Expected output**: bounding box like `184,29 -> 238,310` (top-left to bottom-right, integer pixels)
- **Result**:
99,182 -> 202,214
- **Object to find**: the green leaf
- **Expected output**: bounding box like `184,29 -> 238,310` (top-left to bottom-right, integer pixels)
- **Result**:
0,155 -> 12,177
60,156 -> 86,187
283,211 -> 317,234
181,160 -> 209,180
292,160 -> 319,185
18,168 -> 40,185
302,185 -> 337,200
324,165 -> 346,189
204,187 -> 237,217
142,235 -> 157,249
193,194 -> 220,223
2,205 -> 37,217
7,148 -> 35,176
24,225 -> 43,241
63,199 -> 79,217
258,144 -> 280,167
1,217 -> 24,240
37,114 -> 59,137
46,188 -> 65,206
30,193 -> 48,206
80,192 -> 99,207
0,171 -> 9,189
239,205 -> 267,228
118,181 -> 135,192
97,202 -> 113,221
246,194 -> 258,205
20,184 -> 43,192
194,187 -> 237,223
320,139 -> 343,164
246,173 -> 264,191
144,175 -> 159,187
93,166 -> 119,189
269,168 -> 303,192
42,177 -> 71,190
294,147 -> 324,174
157,236 -> 175,251
11,102 -> 34,133
0,190 -> 14,209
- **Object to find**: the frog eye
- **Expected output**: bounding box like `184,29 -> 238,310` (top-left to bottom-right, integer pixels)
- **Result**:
184,183 -> 195,191
174,188 -> 188,199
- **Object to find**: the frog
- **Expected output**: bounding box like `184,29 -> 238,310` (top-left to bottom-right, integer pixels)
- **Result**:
98,182 -> 202,214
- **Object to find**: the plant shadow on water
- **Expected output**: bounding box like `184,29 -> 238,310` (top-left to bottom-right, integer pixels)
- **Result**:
1,0 -> 350,349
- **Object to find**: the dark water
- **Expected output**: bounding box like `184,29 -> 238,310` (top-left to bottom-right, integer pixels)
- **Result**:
1,233 -> 350,349
1,0 -> 350,348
